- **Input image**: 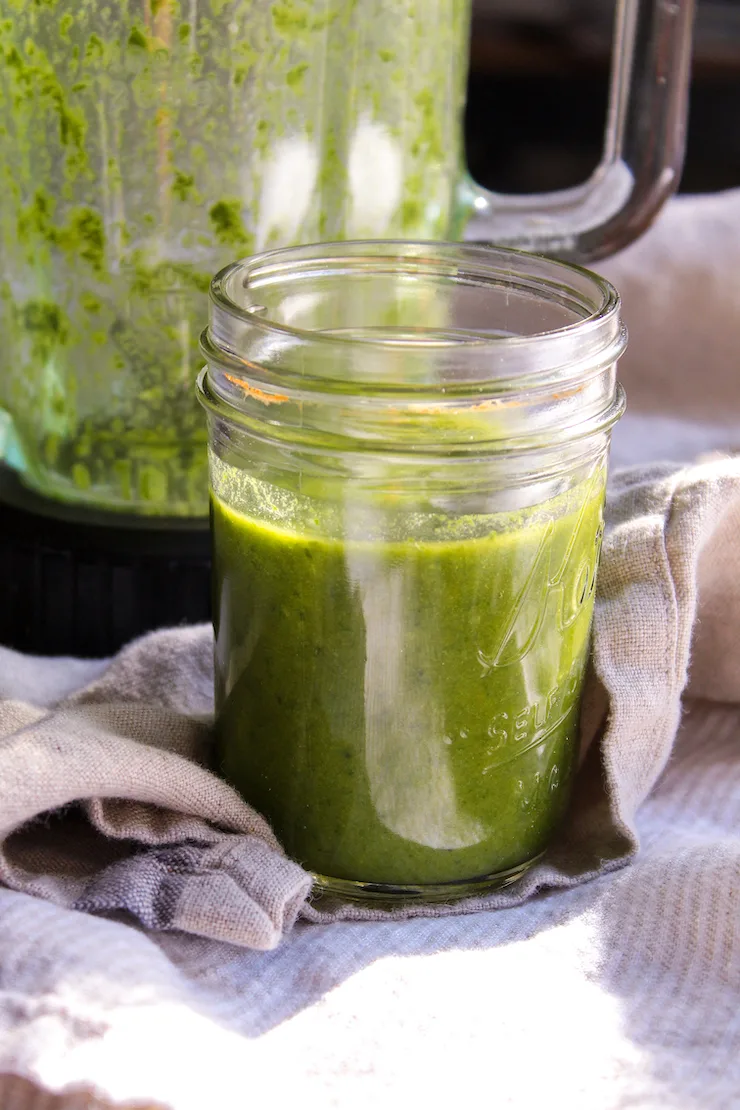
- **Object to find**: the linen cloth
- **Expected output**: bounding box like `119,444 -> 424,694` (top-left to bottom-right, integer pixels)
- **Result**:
0,190 -> 739,1108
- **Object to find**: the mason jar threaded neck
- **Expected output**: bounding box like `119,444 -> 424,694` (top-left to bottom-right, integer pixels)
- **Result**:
198,240 -> 626,455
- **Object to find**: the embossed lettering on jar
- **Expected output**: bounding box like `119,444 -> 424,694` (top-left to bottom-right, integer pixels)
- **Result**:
198,241 -> 626,903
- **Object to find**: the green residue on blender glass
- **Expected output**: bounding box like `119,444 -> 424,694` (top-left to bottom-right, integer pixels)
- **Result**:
18,300 -> 68,345
208,199 -> 255,252
172,170 -> 196,203
0,0 -> 473,515
271,6 -> 307,35
18,196 -> 107,273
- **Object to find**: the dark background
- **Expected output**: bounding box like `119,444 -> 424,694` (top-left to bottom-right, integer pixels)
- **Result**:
465,0 -> 740,194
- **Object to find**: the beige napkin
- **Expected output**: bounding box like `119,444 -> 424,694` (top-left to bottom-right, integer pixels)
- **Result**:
0,626 -> 312,951
601,188 -> 740,467
1,455 -> 739,945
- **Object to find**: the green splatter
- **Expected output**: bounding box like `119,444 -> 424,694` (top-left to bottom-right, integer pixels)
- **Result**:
80,292 -> 101,313
72,462 -> 91,490
138,463 -> 168,503
44,435 -> 60,466
233,40 -> 258,86
272,3 -> 308,36
127,25 -> 148,50
413,87 -> 445,162
172,170 -> 195,202
18,300 -> 68,344
17,189 -> 55,245
16,193 -> 105,272
85,33 -> 105,61
129,257 -> 211,295
400,198 -> 424,230
62,207 -> 106,272
286,63 -> 308,89
209,198 -> 253,250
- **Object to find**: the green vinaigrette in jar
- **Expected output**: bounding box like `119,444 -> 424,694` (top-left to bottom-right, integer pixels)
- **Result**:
198,241 -> 626,902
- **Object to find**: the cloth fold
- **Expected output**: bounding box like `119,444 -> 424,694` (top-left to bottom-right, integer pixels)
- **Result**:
1,458 -> 739,944
0,628 -> 311,950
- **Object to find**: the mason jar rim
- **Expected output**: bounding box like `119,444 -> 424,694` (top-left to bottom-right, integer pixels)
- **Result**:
199,240 -> 626,458
206,240 -> 626,397
211,239 -> 619,345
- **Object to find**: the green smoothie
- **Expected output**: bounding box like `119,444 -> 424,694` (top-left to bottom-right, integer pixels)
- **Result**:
212,467 -> 605,890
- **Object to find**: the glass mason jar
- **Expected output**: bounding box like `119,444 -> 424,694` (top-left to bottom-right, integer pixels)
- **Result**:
198,242 -> 626,902
0,0 -> 686,516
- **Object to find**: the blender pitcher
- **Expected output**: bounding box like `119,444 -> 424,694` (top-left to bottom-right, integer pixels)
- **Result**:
0,0 -> 693,518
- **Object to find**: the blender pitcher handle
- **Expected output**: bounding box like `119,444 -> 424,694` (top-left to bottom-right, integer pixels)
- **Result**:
464,0 -> 695,262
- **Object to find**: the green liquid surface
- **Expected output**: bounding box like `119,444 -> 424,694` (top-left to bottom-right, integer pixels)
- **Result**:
212,473 -> 604,888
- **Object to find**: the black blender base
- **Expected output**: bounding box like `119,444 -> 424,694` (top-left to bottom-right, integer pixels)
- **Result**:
0,465 -> 211,658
